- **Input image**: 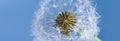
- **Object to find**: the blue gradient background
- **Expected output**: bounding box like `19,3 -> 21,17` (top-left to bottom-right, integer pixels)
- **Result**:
0,0 -> 39,41
96,0 -> 120,41
0,0 -> 120,41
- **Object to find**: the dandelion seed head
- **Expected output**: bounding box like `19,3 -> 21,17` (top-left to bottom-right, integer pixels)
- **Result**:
32,0 -> 101,41
55,11 -> 76,36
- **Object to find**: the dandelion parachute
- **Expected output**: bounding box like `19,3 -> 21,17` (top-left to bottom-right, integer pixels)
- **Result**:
32,0 -> 101,41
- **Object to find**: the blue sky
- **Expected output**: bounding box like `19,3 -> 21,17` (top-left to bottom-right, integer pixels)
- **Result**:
96,0 -> 120,41
0,0 -> 120,41
0,0 -> 39,41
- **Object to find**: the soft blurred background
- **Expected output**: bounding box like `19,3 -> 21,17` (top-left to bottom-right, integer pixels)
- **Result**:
0,0 -> 39,41
96,0 -> 120,41
0,0 -> 120,41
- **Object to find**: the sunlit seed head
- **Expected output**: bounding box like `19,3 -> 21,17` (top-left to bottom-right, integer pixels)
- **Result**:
55,11 -> 76,36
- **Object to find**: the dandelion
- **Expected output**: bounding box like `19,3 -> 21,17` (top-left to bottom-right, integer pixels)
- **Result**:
32,0 -> 101,41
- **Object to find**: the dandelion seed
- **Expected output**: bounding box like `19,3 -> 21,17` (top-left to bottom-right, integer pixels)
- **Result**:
55,11 -> 76,36
32,0 -> 101,41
